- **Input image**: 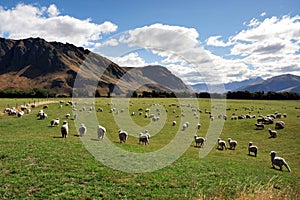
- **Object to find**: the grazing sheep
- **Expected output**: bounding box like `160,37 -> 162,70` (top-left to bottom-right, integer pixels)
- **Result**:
194,135 -> 205,148
275,121 -> 285,129
17,111 -> 24,118
43,105 -> 48,109
172,121 -> 177,126
78,124 -> 87,137
197,123 -> 201,130
217,138 -> 227,150
228,138 -> 238,150
97,125 -> 106,140
50,118 -> 60,127
65,113 -> 71,119
270,151 -> 291,172
97,107 -> 103,112
283,113 -> 287,118
182,122 -> 189,131
255,123 -> 265,130
37,110 -> 47,120
139,131 -> 150,145
248,142 -> 258,157
268,128 -> 277,138
59,105 -> 63,109
118,130 -> 128,143
61,121 -> 69,138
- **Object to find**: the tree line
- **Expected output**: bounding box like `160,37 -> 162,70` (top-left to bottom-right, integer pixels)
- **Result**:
0,88 -> 299,100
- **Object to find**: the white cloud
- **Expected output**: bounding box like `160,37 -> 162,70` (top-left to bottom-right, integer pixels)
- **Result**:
206,35 -> 233,47
108,52 -> 147,67
260,12 -> 266,17
47,4 -> 60,17
0,4 -> 118,46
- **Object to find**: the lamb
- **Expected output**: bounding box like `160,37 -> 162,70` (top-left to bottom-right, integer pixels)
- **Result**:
248,142 -> 258,157
268,128 -> 277,138
97,125 -> 106,140
61,121 -> 69,138
118,130 -> 128,143
50,118 -> 60,127
217,138 -> 227,150
255,123 -> 265,130
228,138 -> 238,150
275,121 -> 285,129
78,124 -> 87,137
194,135 -> 205,148
270,151 -> 291,172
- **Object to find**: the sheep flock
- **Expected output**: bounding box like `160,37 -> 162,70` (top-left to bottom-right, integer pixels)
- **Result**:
2,99 -> 294,173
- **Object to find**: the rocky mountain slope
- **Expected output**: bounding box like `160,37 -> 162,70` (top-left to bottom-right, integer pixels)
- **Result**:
0,37 -> 190,96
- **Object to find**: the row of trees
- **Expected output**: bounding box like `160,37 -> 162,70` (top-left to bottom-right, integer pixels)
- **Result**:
0,89 -> 299,100
0,88 -> 56,98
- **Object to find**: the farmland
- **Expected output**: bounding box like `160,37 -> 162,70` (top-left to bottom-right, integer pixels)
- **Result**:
0,98 -> 299,199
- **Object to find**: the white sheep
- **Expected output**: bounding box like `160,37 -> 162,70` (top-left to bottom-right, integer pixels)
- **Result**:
255,123 -> 265,130
17,111 -> 24,118
268,128 -> 277,138
270,151 -> 291,172
97,125 -> 106,140
65,113 -> 71,119
78,124 -> 87,137
194,135 -> 205,148
217,138 -> 227,150
197,123 -> 201,130
50,118 -> 60,127
37,110 -> 47,120
228,138 -> 238,150
118,130 -> 128,143
248,142 -> 258,157
275,121 -> 285,129
182,123 -> 188,131
61,121 -> 69,138
172,121 -> 177,126
139,130 -> 150,145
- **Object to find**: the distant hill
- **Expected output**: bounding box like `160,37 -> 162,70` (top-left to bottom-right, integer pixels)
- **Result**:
190,77 -> 263,93
0,37 -> 190,96
237,74 -> 300,93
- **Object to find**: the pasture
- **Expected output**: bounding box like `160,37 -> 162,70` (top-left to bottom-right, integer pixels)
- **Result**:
0,98 -> 299,199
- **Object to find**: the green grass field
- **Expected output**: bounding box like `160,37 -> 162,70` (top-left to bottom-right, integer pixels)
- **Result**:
0,98 -> 299,199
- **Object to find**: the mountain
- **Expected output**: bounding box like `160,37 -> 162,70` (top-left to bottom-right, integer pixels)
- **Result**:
0,37 -> 190,96
190,77 -> 263,93
237,74 -> 300,93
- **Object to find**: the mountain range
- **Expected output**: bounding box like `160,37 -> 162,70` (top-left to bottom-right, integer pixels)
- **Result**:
0,37 -> 299,96
190,75 -> 300,94
0,37 -> 189,96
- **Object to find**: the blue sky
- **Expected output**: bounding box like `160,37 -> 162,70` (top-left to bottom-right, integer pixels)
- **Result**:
0,0 -> 299,85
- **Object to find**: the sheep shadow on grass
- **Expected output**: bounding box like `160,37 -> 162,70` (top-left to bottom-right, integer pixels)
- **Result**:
53,136 -> 64,138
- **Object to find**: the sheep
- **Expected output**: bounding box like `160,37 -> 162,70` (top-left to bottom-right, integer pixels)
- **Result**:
275,121 -> 285,129
283,113 -> 287,118
97,107 -> 103,112
78,124 -> 87,137
196,123 -> 201,130
255,123 -> 265,130
61,121 -> 69,138
248,142 -> 258,157
182,122 -> 189,131
97,125 -> 106,140
118,130 -> 128,143
172,121 -> 177,126
228,138 -> 238,150
270,151 -> 291,172
194,135 -> 205,148
131,112 -> 135,116
65,113 -> 71,119
268,128 -> 277,138
17,111 -> 24,118
50,118 -> 60,127
37,110 -> 47,120
139,131 -> 150,145
217,138 -> 227,150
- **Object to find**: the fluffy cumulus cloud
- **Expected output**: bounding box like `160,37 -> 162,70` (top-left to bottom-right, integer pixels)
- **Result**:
0,4 -> 117,46
108,52 -> 147,67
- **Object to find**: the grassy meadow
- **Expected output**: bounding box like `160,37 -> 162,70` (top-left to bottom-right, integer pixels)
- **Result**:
0,98 -> 299,199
